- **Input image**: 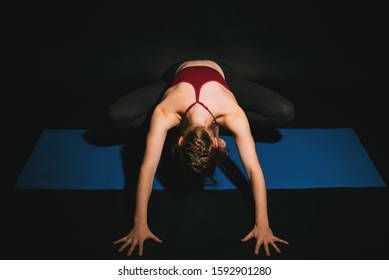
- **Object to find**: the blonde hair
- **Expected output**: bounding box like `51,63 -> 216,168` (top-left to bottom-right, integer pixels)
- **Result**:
174,118 -> 228,176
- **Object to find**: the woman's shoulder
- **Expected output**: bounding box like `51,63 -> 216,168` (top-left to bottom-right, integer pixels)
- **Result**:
151,103 -> 181,128
221,106 -> 250,133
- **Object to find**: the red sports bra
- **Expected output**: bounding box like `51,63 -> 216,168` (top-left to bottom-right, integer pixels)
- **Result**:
168,66 -> 230,121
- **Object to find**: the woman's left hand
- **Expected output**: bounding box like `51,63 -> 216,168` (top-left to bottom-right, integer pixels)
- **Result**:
241,225 -> 289,256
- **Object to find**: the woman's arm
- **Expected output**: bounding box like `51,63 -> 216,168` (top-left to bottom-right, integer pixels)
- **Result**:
225,109 -> 289,256
114,105 -> 178,256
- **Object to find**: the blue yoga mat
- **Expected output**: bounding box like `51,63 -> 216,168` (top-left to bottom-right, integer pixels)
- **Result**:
14,128 -> 386,190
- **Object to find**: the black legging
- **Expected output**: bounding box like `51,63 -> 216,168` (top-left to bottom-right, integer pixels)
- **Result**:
108,60 -> 294,130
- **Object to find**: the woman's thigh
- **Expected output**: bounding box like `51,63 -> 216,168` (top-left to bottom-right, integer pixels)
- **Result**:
216,61 -> 294,125
107,80 -> 168,130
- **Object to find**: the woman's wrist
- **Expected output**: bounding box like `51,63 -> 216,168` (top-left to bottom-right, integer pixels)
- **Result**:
133,217 -> 148,227
255,216 -> 269,227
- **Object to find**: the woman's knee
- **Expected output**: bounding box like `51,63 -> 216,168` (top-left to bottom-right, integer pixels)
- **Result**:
274,99 -> 295,124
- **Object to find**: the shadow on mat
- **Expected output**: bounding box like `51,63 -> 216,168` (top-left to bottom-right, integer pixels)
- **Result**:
83,123 -> 283,226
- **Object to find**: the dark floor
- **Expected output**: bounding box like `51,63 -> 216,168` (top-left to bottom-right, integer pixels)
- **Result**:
3,0 -> 389,260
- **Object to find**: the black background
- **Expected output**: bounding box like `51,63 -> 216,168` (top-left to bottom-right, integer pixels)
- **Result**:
2,0 -> 389,259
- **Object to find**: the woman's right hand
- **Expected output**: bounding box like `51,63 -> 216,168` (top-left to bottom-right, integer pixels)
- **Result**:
113,225 -> 163,256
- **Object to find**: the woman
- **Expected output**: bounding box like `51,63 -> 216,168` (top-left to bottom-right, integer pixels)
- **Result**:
110,59 -> 294,256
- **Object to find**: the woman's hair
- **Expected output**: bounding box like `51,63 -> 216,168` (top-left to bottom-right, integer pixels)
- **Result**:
173,117 -> 228,176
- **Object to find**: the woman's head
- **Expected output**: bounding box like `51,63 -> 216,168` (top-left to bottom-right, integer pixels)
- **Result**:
175,119 -> 228,176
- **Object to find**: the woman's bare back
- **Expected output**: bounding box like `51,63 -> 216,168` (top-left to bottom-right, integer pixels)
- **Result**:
159,60 -> 242,126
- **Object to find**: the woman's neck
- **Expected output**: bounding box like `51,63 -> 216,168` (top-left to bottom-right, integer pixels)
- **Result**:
186,109 -> 214,127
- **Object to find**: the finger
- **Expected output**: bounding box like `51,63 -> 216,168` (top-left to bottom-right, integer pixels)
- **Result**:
254,241 -> 262,255
241,232 -> 254,242
118,239 -> 132,252
264,243 -> 271,256
270,241 -> 281,253
151,234 -> 163,243
113,237 -> 127,245
138,243 -> 144,256
275,238 -> 289,245
127,242 -> 137,256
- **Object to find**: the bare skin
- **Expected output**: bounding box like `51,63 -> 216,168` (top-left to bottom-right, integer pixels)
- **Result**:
113,60 -> 289,256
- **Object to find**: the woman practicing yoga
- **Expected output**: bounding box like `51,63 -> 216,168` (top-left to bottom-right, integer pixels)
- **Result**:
109,59 -> 294,256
